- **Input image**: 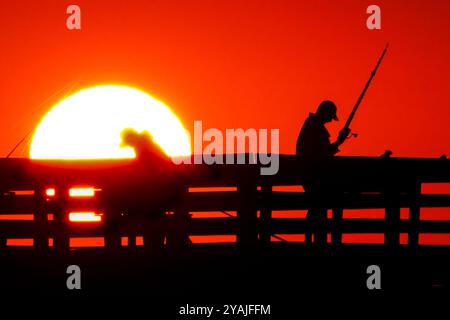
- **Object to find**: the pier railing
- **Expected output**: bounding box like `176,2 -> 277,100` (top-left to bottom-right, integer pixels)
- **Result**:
1,155 -> 450,251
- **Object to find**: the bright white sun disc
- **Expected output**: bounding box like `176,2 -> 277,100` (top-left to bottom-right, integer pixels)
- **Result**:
29,85 -> 191,159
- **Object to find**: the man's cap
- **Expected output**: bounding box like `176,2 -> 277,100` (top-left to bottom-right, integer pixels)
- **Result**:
317,100 -> 338,121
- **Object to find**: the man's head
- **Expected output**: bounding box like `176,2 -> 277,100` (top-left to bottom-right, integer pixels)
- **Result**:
315,100 -> 338,123
120,128 -> 156,151
120,128 -> 140,148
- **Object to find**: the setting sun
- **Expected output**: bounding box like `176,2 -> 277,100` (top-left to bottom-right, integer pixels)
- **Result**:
29,85 -> 191,159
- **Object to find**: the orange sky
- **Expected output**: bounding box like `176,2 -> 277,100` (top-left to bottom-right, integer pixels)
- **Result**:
1,0 -> 450,246
1,0 -> 450,158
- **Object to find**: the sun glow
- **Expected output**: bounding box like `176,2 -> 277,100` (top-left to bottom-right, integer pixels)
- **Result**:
30,85 -> 191,159
69,187 -> 97,197
69,212 -> 102,222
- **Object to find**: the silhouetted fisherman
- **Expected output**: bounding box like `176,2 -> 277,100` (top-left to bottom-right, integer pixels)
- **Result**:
296,100 -> 350,247
103,128 -> 184,250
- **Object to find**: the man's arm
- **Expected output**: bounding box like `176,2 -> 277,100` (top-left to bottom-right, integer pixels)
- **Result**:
331,127 -> 351,154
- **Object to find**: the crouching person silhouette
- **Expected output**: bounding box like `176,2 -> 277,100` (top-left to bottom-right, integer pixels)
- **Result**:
102,128 -> 182,251
296,101 -> 350,249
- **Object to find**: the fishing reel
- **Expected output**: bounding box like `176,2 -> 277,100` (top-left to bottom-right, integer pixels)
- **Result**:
344,130 -> 358,140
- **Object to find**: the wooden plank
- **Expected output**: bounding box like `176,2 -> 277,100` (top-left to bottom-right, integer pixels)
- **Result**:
188,218 -> 238,235
420,194 -> 450,207
180,192 -> 240,211
0,195 -> 35,213
417,221 -> 450,233
0,221 -> 41,237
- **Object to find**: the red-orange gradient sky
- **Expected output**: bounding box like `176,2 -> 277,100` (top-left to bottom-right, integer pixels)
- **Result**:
1,0 -> 450,158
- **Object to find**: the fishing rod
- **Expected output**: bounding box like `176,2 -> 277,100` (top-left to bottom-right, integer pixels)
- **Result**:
6,130 -> 33,158
4,77 -> 83,158
343,43 -> 389,132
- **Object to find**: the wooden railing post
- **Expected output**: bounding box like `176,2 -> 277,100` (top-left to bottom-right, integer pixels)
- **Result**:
166,186 -> 190,250
237,182 -> 258,248
331,208 -> 343,246
259,183 -> 272,246
53,185 -> 70,251
0,191 -> 6,248
408,181 -> 421,248
103,212 -> 122,250
385,189 -> 400,248
34,185 -> 48,251
128,231 -> 137,248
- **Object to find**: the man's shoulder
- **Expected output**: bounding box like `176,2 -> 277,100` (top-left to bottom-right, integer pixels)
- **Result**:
303,116 -> 330,137
302,113 -> 315,127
